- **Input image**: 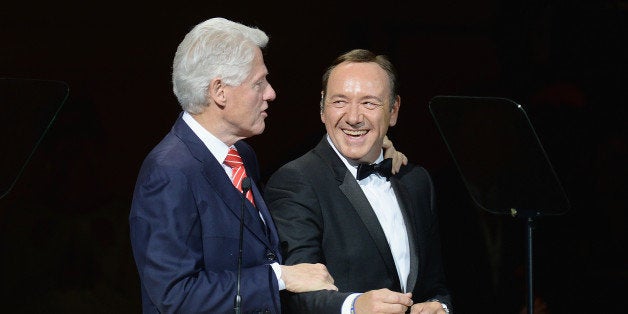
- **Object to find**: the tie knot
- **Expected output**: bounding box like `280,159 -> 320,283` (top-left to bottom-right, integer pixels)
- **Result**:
224,148 -> 243,169
356,158 -> 393,181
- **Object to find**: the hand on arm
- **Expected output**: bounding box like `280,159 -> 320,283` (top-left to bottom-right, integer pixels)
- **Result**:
280,263 -> 338,293
383,135 -> 408,174
353,288 -> 413,314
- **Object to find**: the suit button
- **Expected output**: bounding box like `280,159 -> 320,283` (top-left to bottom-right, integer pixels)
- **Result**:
265,252 -> 276,261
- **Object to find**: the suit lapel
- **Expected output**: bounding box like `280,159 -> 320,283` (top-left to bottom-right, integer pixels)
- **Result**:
235,141 -> 274,246
172,117 -> 271,246
315,137 -> 401,287
250,181 -> 279,250
390,177 -> 420,293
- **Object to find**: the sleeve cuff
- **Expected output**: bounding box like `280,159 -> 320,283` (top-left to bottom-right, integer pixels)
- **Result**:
341,293 -> 362,314
270,262 -> 286,290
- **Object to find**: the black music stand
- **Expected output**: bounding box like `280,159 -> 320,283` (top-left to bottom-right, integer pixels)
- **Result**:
0,78 -> 68,200
429,95 -> 570,314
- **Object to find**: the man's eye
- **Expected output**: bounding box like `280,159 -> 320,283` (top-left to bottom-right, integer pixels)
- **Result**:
254,81 -> 265,89
363,102 -> 381,110
330,101 -> 347,107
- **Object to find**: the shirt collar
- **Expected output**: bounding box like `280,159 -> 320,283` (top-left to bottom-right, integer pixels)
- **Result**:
326,134 -> 384,180
182,111 -> 231,163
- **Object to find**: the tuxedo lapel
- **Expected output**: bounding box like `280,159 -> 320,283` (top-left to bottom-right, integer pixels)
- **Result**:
390,177 -> 420,293
339,171 -> 400,285
315,137 -> 400,287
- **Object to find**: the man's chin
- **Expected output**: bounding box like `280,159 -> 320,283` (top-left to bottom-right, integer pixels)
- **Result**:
252,123 -> 266,136
338,147 -> 371,162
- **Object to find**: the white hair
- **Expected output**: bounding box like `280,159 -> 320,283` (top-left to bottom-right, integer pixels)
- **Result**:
172,17 -> 269,114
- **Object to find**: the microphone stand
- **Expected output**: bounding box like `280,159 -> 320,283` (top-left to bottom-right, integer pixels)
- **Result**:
234,177 -> 251,314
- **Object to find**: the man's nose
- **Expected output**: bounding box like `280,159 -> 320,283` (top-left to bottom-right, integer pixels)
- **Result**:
344,103 -> 363,125
265,84 -> 276,101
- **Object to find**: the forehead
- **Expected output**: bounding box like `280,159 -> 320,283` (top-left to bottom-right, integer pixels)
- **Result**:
327,62 -> 390,94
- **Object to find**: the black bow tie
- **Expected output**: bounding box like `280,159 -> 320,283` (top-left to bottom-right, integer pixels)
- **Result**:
356,158 -> 393,181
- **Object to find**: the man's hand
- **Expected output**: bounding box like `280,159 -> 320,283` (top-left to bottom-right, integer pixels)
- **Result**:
280,263 -> 337,293
354,288 -> 413,314
383,135 -> 408,174
409,301 -> 447,314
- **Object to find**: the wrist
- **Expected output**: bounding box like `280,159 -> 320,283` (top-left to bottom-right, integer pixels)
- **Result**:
350,294 -> 358,314
428,299 -> 450,313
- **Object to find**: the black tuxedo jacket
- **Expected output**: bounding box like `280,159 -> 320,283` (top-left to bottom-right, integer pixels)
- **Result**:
264,136 -> 451,313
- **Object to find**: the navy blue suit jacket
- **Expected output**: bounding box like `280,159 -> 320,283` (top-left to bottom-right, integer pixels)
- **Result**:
130,113 -> 282,313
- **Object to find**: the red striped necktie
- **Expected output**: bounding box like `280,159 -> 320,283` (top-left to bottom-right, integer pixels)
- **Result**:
224,147 -> 255,206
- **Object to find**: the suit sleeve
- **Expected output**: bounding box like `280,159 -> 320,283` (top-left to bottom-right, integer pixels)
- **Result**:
264,164 -> 351,313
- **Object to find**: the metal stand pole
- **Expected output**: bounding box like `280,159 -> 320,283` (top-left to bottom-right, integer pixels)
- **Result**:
526,216 -> 534,314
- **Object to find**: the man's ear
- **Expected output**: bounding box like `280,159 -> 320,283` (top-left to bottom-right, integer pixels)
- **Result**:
320,91 -> 326,123
207,78 -> 227,106
389,95 -> 400,126
319,91 -> 325,114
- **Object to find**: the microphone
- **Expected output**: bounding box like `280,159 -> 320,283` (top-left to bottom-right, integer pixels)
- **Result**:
234,177 -> 251,314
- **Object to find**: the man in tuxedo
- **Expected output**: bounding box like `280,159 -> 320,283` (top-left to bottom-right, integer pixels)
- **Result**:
264,49 -> 453,314
128,17 -> 338,314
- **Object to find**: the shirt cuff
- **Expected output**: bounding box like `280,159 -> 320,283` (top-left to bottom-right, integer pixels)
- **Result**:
270,262 -> 286,290
341,293 -> 362,314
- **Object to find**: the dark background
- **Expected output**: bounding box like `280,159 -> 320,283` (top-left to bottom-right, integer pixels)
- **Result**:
2,0 -> 626,313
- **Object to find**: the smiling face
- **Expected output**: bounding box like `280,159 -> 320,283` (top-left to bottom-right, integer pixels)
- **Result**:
321,61 -> 400,163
